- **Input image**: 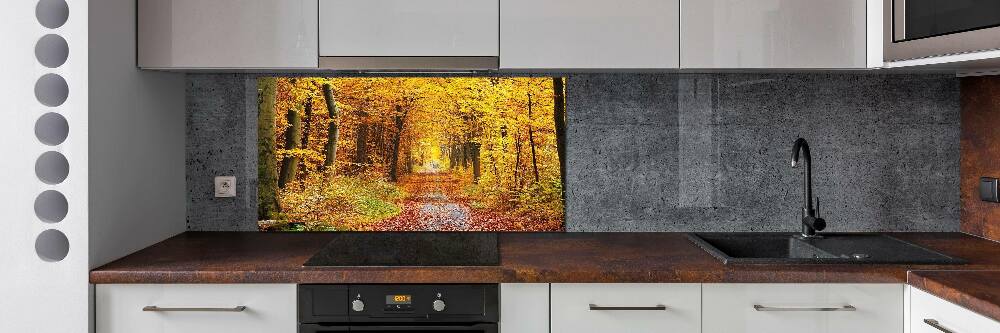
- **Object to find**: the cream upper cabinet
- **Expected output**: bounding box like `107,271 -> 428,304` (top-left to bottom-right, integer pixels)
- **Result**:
500,0 -> 680,69
680,0 -> 871,68
138,0 -> 318,69
319,0 -> 499,57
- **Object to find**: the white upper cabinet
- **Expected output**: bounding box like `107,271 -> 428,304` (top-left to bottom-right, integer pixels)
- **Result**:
500,0 -> 680,69
319,0 -> 499,57
138,0 -> 318,69
681,0 -> 871,68
132,0 -> 883,69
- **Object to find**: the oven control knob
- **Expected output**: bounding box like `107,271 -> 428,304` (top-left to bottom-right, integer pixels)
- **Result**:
432,299 -> 446,312
351,299 -> 365,312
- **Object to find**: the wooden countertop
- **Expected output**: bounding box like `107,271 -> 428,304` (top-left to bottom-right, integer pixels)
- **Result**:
91,232 -> 1000,285
908,270 -> 1000,323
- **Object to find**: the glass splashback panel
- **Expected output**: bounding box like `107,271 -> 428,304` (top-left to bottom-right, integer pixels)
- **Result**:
257,77 -> 566,232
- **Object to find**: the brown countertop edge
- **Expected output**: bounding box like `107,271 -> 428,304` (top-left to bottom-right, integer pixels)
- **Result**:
908,270 -> 1000,323
91,232 -> 1000,285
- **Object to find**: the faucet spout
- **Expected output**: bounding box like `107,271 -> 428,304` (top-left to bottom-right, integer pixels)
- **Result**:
791,138 -> 825,237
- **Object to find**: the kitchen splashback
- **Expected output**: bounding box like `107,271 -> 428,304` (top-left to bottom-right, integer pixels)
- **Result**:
186,73 -> 960,232
960,76 -> 1000,242
257,77 -> 566,232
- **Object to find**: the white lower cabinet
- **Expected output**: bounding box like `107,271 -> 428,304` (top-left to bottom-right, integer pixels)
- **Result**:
94,282 -> 1000,333
500,283 -> 549,333
702,283 -> 904,333
96,284 -> 297,333
910,286 -> 1000,333
550,283 -> 701,333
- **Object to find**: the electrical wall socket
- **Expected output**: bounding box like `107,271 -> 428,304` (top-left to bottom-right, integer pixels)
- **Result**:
981,177 -> 999,202
215,176 -> 236,198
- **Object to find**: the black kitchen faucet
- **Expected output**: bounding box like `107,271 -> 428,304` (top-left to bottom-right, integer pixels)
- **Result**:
791,138 -> 826,238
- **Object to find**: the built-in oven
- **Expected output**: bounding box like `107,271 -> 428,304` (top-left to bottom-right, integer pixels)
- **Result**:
884,0 -> 1000,61
299,284 -> 498,333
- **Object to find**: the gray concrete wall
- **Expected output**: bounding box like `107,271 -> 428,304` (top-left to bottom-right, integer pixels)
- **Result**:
185,75 -> 259,231
186,73 -> 960,232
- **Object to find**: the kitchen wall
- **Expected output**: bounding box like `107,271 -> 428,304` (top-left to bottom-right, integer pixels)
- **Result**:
960,76 -> 1000,242
186,73 -> 960,232
186,75 -> 259,231
90,0 -> 187,268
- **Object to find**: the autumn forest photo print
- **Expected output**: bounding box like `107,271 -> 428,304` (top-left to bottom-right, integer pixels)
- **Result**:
257,77 -> 567,232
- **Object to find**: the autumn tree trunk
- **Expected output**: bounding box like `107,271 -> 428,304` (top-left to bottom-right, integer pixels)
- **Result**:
449,144 -> 459,169
372,124 -> 385,164
552,78 -> 567,181
321,84 -> 339,171
527,93 -> 539,183
302,97 -> 312,147
514,133 -> 522,188
470,143 -> 481,183
389,106 -> 409,183
405,152 -> 413,174
461,142 -> 469,168
490,149 -> 499,184
354,117 -> 369,168
278,108 -> 301,188
298,98 -> 312,174
256,77 -> 280,220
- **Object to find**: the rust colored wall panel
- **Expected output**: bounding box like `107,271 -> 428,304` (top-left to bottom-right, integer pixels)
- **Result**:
961,76 -> 1000,241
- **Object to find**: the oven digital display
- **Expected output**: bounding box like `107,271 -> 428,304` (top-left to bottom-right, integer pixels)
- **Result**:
386,295 -> 412,305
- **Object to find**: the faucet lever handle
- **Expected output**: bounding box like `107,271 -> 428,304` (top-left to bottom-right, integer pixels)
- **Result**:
815,196 -> 820,218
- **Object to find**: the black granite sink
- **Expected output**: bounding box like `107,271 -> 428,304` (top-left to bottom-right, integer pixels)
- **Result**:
688,233 -> 966,265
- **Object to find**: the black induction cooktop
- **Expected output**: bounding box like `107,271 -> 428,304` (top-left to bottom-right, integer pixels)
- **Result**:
303,232 -> 500,266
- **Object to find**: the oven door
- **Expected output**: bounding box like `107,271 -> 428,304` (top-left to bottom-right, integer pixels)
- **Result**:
300,323 -> 498,333
884,0 -> 1000,61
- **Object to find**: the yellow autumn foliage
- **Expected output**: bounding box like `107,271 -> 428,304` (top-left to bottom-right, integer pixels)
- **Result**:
260,77 -> 565,231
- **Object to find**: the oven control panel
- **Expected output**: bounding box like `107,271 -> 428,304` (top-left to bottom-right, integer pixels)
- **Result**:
298,284 -> 499,331
298,284 -> 498,323
385,294 -> 414,312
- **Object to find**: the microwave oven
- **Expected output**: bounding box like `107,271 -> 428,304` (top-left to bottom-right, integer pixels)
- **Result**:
884,0 -> 1000,62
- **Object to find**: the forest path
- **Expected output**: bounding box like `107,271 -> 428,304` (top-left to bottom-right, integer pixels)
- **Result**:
409,172 -> 470,230
375,172 -> 473,231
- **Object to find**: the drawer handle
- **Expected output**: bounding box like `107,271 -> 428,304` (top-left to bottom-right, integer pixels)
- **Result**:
753,305 -> 856,312
589,304 -> 667,311
142,306 -> 247,312
924,319 -> 956,333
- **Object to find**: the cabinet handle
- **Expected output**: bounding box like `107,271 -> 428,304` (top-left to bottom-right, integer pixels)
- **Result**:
142,306 -> 247,312
588,304 -> 667,311
753,304 -> 856,312
923,319 -> 956,333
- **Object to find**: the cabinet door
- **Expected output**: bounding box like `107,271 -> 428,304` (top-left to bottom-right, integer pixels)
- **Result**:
911,287 -> 1000,333
500,0 -> 680,69
138,0 -> 318,69
681,0 -> 867,68
319,0 -> 499,57
702,283 -> 903,333
96,284 -> 297,333
550,283 -> 700,333
500,284 -> 549,333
